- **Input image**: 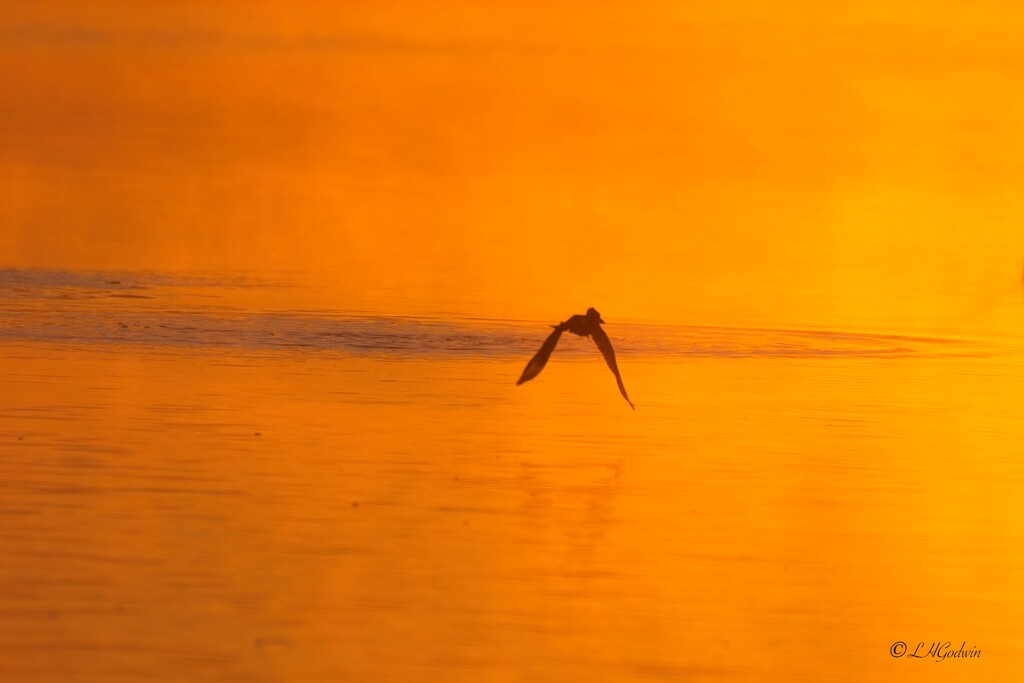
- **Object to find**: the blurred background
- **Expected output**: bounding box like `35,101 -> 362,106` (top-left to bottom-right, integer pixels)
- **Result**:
3,0 -> 1023,332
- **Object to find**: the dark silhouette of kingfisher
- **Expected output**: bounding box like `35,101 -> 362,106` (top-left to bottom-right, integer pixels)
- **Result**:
517,307 -> 635,409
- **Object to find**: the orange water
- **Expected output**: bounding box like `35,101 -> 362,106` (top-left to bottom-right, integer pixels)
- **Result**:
3,2 -> 1024,681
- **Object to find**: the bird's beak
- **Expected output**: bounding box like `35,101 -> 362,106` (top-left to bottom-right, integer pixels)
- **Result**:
599,318 -> 606,324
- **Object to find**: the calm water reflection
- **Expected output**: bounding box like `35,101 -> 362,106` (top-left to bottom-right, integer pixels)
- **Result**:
6,1 -> 1024,678
1,270 -> 1023,681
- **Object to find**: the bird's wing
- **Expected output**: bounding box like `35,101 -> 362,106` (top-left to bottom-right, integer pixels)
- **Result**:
517,325 -> 565,385
590,325 -> 635,409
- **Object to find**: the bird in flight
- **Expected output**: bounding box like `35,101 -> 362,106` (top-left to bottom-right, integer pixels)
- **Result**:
517,307 -> 635,409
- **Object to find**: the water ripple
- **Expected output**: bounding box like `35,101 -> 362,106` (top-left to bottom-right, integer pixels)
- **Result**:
0,267 -> 987,359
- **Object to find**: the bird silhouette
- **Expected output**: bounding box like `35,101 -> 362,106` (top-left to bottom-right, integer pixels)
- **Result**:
517,307 -> 634,409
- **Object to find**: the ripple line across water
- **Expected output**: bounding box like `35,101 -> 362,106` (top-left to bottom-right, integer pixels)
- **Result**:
0,267 -> 987,359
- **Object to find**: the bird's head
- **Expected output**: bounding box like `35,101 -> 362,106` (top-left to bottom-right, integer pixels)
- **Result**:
586,307 -> 605,324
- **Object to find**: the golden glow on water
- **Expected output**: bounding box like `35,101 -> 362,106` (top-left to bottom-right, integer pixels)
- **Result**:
4,2 -> 1024,328
3,2 -> 1024,681
2,341 -> 1023,681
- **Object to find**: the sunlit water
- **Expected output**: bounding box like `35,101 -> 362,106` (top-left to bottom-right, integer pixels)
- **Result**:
2,268 -> 1024,682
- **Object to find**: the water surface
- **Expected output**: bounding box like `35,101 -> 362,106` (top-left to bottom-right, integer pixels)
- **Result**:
2,269 -> 1023,682
5,3 -> 1024,679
